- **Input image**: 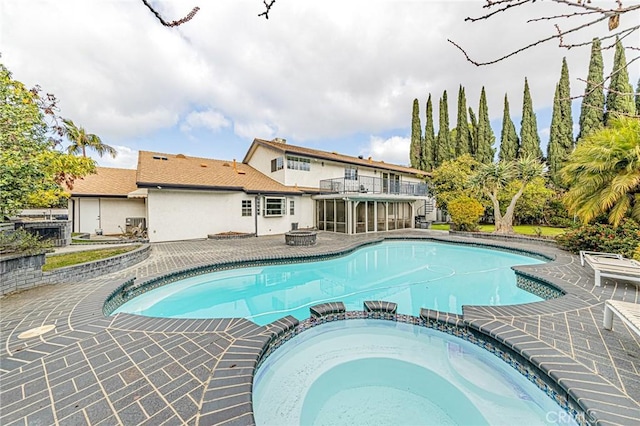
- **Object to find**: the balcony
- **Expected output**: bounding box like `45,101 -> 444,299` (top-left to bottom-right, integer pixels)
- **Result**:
319,176 -> 428,196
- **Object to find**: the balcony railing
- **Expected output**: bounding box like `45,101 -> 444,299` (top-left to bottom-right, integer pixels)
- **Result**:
319,176 -> 428,196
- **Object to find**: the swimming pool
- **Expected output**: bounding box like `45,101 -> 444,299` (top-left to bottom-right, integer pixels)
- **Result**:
114,241 -> 545,325
253,319 -> 577,425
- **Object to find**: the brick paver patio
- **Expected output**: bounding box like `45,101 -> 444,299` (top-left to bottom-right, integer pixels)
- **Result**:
1,230 -> 638,425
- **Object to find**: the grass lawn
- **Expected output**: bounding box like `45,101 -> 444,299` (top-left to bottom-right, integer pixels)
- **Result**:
429,223 -> 566,237
43,245 -> 140,271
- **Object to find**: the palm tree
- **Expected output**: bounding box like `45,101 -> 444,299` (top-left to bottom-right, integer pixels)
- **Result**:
63,119 -> 117,158
470,156 -> 545,234
561,116 -> 640,226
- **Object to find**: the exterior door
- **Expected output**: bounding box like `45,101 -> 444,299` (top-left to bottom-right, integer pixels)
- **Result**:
79,198 -> 100,234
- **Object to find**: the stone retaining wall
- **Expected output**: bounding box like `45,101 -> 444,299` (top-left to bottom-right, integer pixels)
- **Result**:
450,230 -> 558,247
0,253 -> 46,296
0,245 -> 150,296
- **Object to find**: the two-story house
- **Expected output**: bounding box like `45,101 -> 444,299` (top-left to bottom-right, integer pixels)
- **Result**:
69,138 -> 435,242
244,138 -> 432,235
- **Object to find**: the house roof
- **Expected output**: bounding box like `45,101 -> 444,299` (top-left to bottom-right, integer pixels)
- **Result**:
69,167 -> 138,197
136,151 -> 302,195
243,138 -> 429,177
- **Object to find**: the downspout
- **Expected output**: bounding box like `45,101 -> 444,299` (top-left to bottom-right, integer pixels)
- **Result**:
254,194 -> 260,237
98,198 -> 102,231
71,199 -> 76,233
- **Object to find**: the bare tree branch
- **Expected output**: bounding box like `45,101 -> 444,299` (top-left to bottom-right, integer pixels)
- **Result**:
558,25 -> 640,49
465,0 -> 531,22
566,54 -> 640,99
448,14 -> 608,66
258,0 -> 276,19
527,9 -> 604,23
141,0 -> 200,27
449,0 -> 640,66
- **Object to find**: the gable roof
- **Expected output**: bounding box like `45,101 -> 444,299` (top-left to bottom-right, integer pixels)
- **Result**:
69,167 -> 138,197
136,151 -> 302,195
243,138 -> 428,176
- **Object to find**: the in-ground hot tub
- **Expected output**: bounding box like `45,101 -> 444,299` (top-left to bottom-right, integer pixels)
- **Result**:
285,230 -> 317,246
253,319 -> 577,425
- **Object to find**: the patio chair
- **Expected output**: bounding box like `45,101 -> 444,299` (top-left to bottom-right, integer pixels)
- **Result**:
580,250 -> 640,287
603,300 -> 640,337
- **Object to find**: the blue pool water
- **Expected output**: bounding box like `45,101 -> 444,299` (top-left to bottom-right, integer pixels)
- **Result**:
253,320 -> 577,425
114,241 -> 545,325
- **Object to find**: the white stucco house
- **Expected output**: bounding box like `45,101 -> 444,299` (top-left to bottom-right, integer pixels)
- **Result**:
69,138 -> 435,243
69,167 -> 146,235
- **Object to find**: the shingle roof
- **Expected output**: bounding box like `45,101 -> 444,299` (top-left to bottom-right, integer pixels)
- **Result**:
69,167 -> 138,197
244,138 -> 428,176
136,151 -> 302,194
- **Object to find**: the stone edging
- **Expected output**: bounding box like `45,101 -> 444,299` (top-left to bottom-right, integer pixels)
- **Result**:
44,244 -> 150,284
1,244 -> 150,296
71,238 -> 149,245
450,230 -> 558,247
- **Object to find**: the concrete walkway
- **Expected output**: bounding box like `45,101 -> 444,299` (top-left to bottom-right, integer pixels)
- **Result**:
1,230 -> 638,425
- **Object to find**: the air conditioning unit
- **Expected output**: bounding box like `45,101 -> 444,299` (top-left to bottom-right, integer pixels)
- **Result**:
125,217 -> 146,232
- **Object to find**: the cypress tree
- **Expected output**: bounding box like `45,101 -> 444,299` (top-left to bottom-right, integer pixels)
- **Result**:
606,38 -> 635,122
547,84 -> 565,185
547,58 -> 574,185
498,94 -> 519,162
424,94 -> 436,171
455,85 -> 470,157
558,57 -> 573,147
519,78 -> 543,159
410,98 -> 422,169
578,38 -> 604,140
475,87 -> 495,164
468,106 -> 478,156
436,91 -> 452,167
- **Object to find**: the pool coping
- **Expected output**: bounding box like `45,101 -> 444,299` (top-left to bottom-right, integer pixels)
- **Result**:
97,235 -> 639,425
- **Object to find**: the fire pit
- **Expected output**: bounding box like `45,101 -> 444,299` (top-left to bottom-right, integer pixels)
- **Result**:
285,230 -> 317,246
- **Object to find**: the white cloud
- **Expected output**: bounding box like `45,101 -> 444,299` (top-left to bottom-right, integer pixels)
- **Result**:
2,0 -> 636,161
361,136 -> 410,166
92,146 -> 138,170
180,110 -> 230,133
234,121 -> 277,141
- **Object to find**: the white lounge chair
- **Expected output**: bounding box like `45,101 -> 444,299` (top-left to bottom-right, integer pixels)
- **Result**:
580,250 -> 640,287
603,300 -> 640,336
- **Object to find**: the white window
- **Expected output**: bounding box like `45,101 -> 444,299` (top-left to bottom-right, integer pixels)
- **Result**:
241,200 -> 252,216
286,156 -> 311,171
271,157 -> 284,172
345,166 -> 358,180
264,197 -> 285,217
289,200 -> 295,215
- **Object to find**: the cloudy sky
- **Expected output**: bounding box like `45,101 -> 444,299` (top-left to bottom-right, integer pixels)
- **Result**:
2,0 -> 638,169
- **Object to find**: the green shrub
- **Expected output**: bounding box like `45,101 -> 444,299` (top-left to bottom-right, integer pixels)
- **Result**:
555,219 -> 640,258
448,196 -> 485,231
0,228 -> 53,255
543,194 -> 573,227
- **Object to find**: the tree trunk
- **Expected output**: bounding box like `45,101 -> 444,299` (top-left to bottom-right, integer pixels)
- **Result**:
493,184 -> 526,234
488,191 -> 512,234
